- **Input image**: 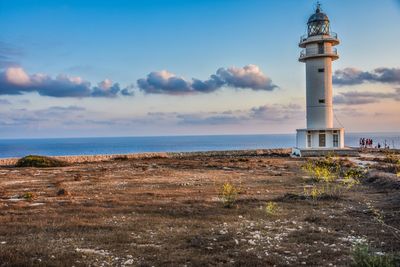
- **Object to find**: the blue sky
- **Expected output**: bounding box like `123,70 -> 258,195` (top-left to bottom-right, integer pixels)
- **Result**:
0,0 -> 399,138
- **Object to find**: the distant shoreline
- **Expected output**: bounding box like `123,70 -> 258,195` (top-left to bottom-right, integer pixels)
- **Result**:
1,147 -> 399,166
0,148 -> 292,166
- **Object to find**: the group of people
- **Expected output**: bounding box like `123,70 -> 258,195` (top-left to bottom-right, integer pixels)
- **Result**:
359,138 -> 390,149
359,138 -> 373,148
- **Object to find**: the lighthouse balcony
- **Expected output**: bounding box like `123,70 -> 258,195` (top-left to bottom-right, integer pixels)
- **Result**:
299,32 -> 339,48
299,47 -> 338,62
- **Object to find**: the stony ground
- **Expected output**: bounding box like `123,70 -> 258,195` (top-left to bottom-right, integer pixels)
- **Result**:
0,151 -> 399,266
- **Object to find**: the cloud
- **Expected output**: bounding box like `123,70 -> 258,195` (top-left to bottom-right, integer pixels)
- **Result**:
249,103 -> 303,121
137,70 -> 192,94
0,99 -> 11,105
216,65 -> 277,91
0,102 -> 305,138
0,41 -> 21,68
177,113 -> 246,125
333,67 -> 400,86
334,107 -> 364,117
91,79 -> 133,97
0,105 -> 86,127
176,103 -> 302,125
334,88 -> 400,105
137,64 -> 277,95
0,67 -> 133,97
0,64 -> 275,98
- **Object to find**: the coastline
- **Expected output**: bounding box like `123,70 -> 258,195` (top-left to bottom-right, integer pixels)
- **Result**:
0,148 -> 292,166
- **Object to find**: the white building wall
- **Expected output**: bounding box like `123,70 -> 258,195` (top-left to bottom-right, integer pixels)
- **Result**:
305,42 -> 334,129
339,129 -> 345,148
296,129 -> 344,149
296,130 -> 307,148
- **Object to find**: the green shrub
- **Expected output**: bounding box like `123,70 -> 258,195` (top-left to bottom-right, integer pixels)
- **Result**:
265,201 -> 278,216
302,157 -> 366,200
16,155 -> 68,168
302,157 -> 339,183
220,182 -> 238,208
22,192 -> 35,200
351,243 -> 395,267
342,167 -> 365,189
304,185 -> 324,200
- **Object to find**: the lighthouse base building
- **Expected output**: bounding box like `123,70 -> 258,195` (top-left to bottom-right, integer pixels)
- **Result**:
292,4 -> 356,157
293,128 -> 348,157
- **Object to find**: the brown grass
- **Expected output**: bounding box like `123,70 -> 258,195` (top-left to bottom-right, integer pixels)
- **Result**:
0,153 -> 399,266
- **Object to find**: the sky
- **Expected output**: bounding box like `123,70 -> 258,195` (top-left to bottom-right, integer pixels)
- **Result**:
0,0 -> 399,138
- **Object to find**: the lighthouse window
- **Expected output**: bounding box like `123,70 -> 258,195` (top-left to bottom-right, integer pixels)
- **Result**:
307,134 -> 312,147
333,134 -> 339,147
318,43 -> 324,54
318,68 -> 325,72
319,133 -> 326,147
319,99 -> 325,103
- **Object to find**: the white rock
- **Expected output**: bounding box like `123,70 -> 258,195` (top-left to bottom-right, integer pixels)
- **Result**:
124,259 -> 134,265
248,239 -> 256,245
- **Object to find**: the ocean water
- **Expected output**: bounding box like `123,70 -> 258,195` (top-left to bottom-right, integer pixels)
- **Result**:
0,133 -> 399,158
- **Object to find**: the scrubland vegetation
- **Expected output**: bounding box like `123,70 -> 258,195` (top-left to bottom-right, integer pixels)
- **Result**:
15,155 -> 68,168
0,150 -> 399,266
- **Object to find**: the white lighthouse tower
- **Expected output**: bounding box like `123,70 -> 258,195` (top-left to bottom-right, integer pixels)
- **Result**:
293,4 -> 348,157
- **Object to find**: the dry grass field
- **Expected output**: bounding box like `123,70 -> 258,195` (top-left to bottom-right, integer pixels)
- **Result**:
0,150 -> 399,266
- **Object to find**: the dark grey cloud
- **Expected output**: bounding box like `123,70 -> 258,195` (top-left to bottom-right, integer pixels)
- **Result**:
0,67 -> 133,97
137,65 -> 278,95
333,67 -> 400,86
137,71 -> 192,94
191,75 -> 224,93
334,88 -> 400,105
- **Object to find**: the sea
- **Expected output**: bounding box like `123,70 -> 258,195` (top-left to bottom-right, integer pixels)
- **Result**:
0,132 -> 399,158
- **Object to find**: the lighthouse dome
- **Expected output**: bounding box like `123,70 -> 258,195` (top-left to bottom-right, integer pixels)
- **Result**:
308,11 -> 329,24
307,5 -> 330,36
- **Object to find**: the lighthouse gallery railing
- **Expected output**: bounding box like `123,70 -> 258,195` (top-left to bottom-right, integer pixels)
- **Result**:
300,32 -> 338,43
299,47 -> 338,58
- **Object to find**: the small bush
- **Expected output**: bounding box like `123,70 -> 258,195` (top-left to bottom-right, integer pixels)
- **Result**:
351,243 -> 395,267
220,183 -> 238,208
56,188 -> 68,196
302,157 -> 367,200
265,201 -> 278,216
16,155 -> 68,168
383,151 -> 399,164
113,155 -> 129,161
302,157 -> 339,183
22,192 -> 35,200
342,167 -> 365,189
304,185 -> 324,200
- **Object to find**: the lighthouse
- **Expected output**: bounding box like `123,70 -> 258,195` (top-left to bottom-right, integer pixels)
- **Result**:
293,4 -> 349,156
